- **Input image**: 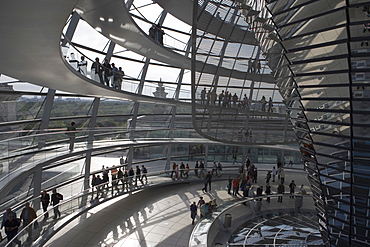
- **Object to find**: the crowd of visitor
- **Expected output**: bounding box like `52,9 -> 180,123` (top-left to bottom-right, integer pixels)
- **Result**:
68,53 -> 125,89
91,164 -> 149,195
199,88 -> 275,112
226,157 -> 307,206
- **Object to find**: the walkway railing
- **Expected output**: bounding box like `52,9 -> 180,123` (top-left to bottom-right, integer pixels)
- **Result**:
2,164 -> 306,246
3,168 -> 235,247
189,193 -> 316,247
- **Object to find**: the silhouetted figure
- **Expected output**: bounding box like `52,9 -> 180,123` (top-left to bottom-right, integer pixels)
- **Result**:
66,121 -> 76,152
91,57 -> 103,84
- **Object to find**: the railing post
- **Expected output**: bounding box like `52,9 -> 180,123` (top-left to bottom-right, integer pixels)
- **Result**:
33,167 -> 42,211
38,89 -> 55,149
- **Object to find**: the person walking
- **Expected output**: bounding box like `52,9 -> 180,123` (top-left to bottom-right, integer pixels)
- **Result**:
66,121 -> 77,152
20,202 -> 37,240
4,213 -> 21,246
180,162 -> 185,178
277,183 -> 285,202
190,202 -> 197,225
40,190 -> 50,220
91,174 -> 97,193
1,208 -> 16,230
51,189 -> 63,219
141,165 -> 148,183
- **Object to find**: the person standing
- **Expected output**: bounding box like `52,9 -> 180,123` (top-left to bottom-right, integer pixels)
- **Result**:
232,153 -> 238,165
135,165 -> 143,186
128,167 -> 135,185
91,174 -> 97,193
190,202 -> 197,225
66,121 -> 77,152
218,90 -> 224,106
4,213 -> 21,246
117,168 -> 124,187
111,63 -> 119,88
232,177 -> 240,196
299,184 -> 307,194
102,169 -> 109,189
68,53 -> 79,70
171,162 -> 177,179
227,176 -> 232,194
256,60 -> 261,73
212,161 -> 217,176
117,67 -> 125,89
78,56 -> 87,76
289,160 -> 293,167
111,167 -> 118,189
194,161 -> 199,177
266,170 -> 271,184
149,24 -> 157,40
141,165 -> 148,183
268,97 -> 273,112
280,168 -> 286,184
102,58 -> 112,87
289,180 -> 297,198
202,174 -> 208,193
20,202 -> 37,240
123,171 -> 129,190
256,186 -> 263,201
197,197 -> 205,208
199,161 -> 205,178
200,87 -> 206,104
261,96 -> 267,111
185,163 -> 190,178
51,189 -> 63,219
277,183 -> 285,202
95,175 -> 103,193
175,163 -> 180,180
40,190 -> 50,220
155,24 -> 165,45
265,183 -> 271,203
217,161 -> 222,177
91,57 -> 103,84
272,166 -> 277,182
206,172 -> 212,192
